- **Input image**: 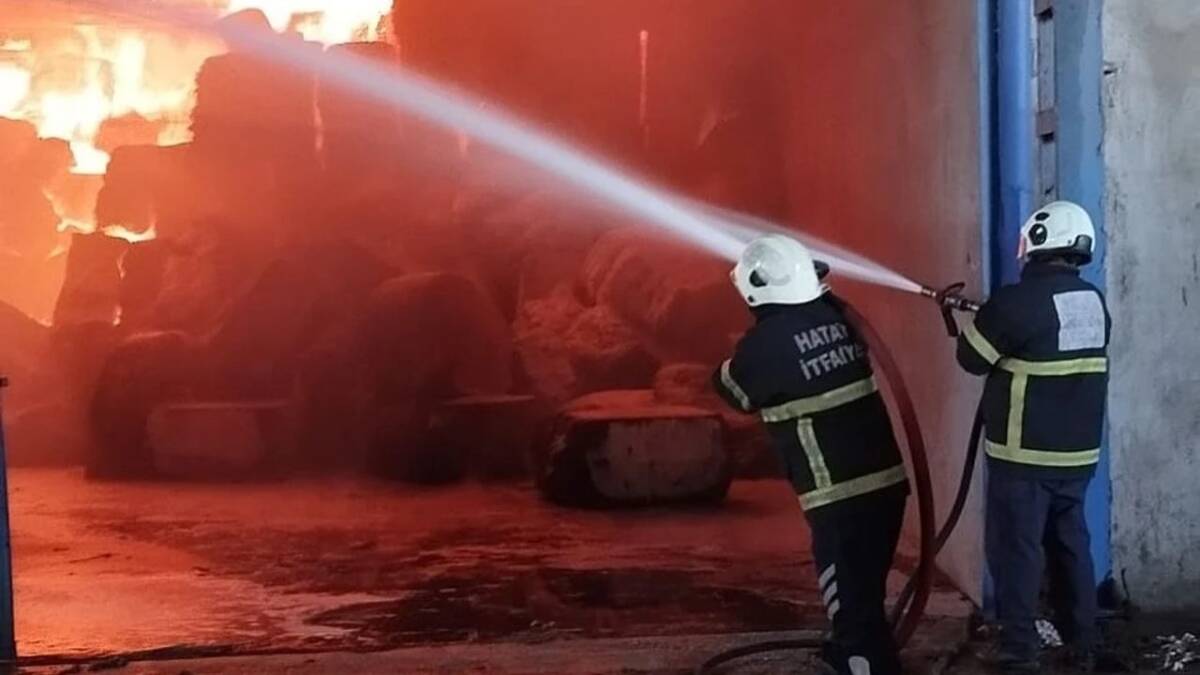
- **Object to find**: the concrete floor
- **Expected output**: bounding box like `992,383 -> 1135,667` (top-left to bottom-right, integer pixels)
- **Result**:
7,469 -> 970,672
17,629 -> 967,674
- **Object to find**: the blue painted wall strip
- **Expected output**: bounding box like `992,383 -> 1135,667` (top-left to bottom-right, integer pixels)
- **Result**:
1053,0 -> 1111,585
978,0 -> 998,296
995,0 -> 1033,288
988,0 -> 1035,616
988,0 -> 1040,614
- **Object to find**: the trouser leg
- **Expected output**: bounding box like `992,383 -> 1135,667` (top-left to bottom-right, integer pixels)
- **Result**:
810,493 -> 906,675
986,468 -> 1050,663
1044,478 -> 1098,651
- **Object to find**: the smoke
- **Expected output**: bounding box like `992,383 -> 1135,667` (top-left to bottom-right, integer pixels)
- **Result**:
62,0 -> 924,296
67,1 -> 745,256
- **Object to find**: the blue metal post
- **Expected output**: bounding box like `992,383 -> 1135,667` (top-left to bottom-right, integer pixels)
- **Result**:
981,0 -> 1035,618
995,0 -> 1035,288
977,0 -> 998,296
0,378 -> 16,663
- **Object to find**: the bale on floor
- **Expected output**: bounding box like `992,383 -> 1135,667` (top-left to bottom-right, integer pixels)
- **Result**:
538,399 -> 732,508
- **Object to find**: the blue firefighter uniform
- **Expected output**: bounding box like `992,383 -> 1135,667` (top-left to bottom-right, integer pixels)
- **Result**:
714,294 -> 909,675
957,260 -> 1111,667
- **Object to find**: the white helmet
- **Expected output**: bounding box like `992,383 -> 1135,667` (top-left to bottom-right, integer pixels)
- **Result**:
731,234 -> 828,306
1018,201 -> 1096,264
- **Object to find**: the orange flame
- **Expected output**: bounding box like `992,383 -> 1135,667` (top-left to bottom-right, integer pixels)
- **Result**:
0,1 -> 391,245
1,25 -> 210,176
225,0 -> 391,44
0,1 -> 391,175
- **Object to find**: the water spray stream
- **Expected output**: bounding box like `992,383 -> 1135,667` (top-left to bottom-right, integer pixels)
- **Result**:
65,0 -> 932,300
66,0 -> 747,261
687,201 -> 926,294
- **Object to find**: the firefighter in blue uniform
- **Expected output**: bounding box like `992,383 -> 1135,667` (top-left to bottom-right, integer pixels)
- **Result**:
713,234 -> 909,675
957,201 -> 1110,672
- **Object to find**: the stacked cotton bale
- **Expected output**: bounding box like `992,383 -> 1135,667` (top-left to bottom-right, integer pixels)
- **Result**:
52,234 -> 126,328
88,144 -> 170,328
191,42 -> 318,171
652,363 -> 776,478
0,301 -> 84,467
465,192 -> 607,319
94,145 -> 161,234
579,227 -> 748,363
538,400 -> 733,508
190,36 -> 321,253
0,121 -> 72,320
361,271 -> 515,481
509,220 -> 747,404
318,42 -> 403,184
0,127 -> 67,261
87,330 -> 205,478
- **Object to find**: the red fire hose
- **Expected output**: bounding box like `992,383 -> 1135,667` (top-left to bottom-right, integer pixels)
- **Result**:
695,298 -> 983,673
841,303 -> 937,646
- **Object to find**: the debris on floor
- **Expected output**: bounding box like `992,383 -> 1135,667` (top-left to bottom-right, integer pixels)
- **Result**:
1037,618 -> 1064,649
1145,633 -> 1199,672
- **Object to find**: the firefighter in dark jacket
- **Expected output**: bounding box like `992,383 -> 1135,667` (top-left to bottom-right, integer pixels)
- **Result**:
713,234 -> 909,675
957,201 -> 1110,672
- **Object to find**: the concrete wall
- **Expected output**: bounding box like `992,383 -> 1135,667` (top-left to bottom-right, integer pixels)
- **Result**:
770,1 -> 986,600
1103,0 -> 1200,612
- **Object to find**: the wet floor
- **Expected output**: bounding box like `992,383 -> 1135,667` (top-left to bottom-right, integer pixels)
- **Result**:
7,469 -> 955,662
306,566 -> 814,650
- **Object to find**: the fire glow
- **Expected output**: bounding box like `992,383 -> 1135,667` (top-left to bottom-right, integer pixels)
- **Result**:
0,1 -> 391,177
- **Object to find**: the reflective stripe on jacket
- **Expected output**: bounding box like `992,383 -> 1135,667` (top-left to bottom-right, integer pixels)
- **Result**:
714,295 -> 908,511
957,262 -> 1111,477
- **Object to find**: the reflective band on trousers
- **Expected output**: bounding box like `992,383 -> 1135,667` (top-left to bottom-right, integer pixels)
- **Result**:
998,356 -> 1108,376
985,441 -> 1100,467
964,322 -> 1002,365
760,376 -> 878,423
720,359 -> 752,411
798,464 -> 908,511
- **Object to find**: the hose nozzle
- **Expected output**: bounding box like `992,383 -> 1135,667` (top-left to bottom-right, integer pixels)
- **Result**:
920,282 -> 982,337
921,283 -> 982,313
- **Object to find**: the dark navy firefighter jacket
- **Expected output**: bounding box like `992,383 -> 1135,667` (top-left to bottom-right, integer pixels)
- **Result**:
712,295 -> 909,515
957,261 -> 1111,479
